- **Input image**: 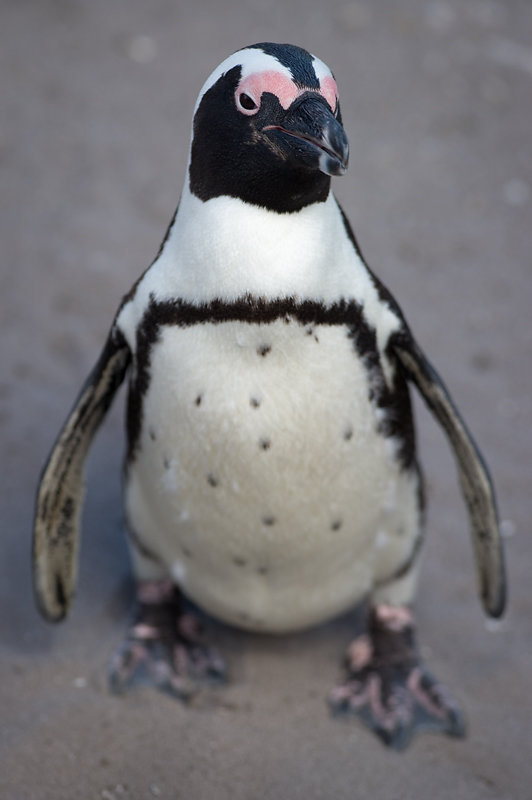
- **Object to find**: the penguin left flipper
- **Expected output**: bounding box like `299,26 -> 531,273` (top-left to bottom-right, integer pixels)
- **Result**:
391,331 -> 506,620
33,326 -> 131,622
329,605 -> 465,751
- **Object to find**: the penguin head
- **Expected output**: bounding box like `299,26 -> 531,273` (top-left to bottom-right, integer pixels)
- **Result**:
188,43 -> 349,213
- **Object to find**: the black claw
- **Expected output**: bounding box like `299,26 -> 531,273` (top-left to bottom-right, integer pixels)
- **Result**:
374,724 -> 404,751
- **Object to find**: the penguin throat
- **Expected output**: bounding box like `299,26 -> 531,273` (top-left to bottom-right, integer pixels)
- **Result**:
188,145 -> 331,214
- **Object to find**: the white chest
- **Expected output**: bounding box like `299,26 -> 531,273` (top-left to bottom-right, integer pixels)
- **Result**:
124,314 -> 413,632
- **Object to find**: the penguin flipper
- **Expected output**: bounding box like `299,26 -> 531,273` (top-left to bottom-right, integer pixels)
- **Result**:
392,332 -> 506,618
33,327 -> 131,622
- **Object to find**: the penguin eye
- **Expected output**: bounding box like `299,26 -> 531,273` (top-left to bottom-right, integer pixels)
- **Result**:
238,93 -> 259,114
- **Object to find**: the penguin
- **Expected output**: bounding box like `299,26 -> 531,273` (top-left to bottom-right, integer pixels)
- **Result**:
33,42 -> 506,750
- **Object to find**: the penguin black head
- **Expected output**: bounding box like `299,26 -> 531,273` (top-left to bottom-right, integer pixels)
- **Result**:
188,43 -> 349,214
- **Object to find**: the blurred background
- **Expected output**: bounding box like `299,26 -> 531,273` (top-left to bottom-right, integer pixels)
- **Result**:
1,1 -> 531,798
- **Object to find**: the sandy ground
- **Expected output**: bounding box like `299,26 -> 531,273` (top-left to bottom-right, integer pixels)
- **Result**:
1,1 -> 531,798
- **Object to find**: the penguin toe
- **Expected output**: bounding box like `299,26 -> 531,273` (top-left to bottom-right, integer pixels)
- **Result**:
328,666 -> 465,751
108,583 -> 227,700
328,606 -> 466,750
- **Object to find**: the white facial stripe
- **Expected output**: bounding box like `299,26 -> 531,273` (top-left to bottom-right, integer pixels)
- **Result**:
195,47 -> 338,114
310,53 -> 334,83
311,54 -> 339,110
194,48 -> 294,114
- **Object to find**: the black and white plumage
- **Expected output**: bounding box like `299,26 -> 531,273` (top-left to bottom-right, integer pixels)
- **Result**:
33,43 -> 505,749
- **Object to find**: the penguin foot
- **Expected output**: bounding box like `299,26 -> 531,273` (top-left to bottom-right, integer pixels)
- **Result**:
108,580 -> 227,700
328,604 -> 465,750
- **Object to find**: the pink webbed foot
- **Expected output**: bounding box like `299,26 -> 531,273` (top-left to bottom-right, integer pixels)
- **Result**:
108,580 -> 227,701
328,605 -> 465,750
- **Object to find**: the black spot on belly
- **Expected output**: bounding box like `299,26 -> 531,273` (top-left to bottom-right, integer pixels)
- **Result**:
207,473 -> 219,487
331,519 -> 343,531
257,344 -> 271,357
344,427 -> 353,441
182,546 -> 193,558
195,394 -> 203,406
259,437 -> 271,450
149,427 -> 157,441
163,456 -> 171,470
250,396 -> 261,408
257,565 -> 269,575
262,515 -> 276,526
233,556 -> 247,567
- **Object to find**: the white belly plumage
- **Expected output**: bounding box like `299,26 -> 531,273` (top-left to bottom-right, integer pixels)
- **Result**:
124,317 -> 418,632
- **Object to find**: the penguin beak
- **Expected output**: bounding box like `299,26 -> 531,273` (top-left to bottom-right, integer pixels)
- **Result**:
263,93 -> 349,177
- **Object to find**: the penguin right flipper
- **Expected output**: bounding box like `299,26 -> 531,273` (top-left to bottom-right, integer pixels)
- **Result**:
391,331 -> 506,619
33,326 -> 131,622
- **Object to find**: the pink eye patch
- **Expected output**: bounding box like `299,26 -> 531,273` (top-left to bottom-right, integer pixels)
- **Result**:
235,70 -> 338,115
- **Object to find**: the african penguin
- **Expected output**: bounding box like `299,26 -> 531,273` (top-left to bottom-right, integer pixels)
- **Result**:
34,42 -> 506,751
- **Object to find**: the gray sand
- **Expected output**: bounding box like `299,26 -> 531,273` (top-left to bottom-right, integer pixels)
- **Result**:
1,1 -> 531,798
